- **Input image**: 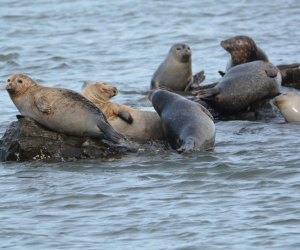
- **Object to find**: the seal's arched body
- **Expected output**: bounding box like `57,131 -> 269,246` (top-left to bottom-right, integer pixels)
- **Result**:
83,82 -> 164,142
274,92 -> 300,122
6,74 -> 124,143
221,35 -> 269,71
149,89 -> 215,152
196,61 -> 281,114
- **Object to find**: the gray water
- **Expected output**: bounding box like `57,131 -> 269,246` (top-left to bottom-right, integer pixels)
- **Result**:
1,0 -> 300,249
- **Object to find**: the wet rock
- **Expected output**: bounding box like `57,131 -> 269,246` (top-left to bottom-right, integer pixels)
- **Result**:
0,116 -> 135,162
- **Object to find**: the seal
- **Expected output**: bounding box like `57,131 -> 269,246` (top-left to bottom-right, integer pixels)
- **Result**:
196,61 -> 282,114
5,74 -> 124,143
151,43 -> 194,92
148,89 -> 215,153
274,92 -> 300,122
82,82 -> 165,142
221,35 -> 269,71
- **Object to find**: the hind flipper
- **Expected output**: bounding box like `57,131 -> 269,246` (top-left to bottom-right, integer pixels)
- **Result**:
218,70 -> 226,77
193,70 -> 205,84
97,120 -> 125,144
177,137 -> 195,153
117,110 -> 133,124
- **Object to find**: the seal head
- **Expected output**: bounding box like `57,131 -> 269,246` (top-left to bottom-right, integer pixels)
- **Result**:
221,35 -> 269,70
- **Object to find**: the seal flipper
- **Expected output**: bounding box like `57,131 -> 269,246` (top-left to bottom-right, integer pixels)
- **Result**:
35,96 -> 51,114
97,119 -> 125,144
192,70 -> 205,84
117,110 -> 133,124
177,137 -> 195,153
218,70 -> 226,77
196,87 -> 220,100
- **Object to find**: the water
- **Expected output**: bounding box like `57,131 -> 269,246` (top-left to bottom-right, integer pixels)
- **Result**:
1,0 -> 300,249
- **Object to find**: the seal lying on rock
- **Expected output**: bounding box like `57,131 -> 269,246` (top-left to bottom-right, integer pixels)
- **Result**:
195,61 -> 282,115
149,89 -> 215,153
221,35 -> 269,71
151,43 -> 204,92
83,82 -> 164,142
6,74 -> 124,144
274,92 -> 300,122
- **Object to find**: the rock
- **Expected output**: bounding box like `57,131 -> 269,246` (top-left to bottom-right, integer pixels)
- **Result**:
0,116 -> 136,162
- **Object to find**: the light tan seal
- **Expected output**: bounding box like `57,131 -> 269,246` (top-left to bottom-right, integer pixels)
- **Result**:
274,92 -> 300,122
149,89 -> 215,153
82,82 -> 164,142
151,43 -> 194,92
5,74 -> 124,143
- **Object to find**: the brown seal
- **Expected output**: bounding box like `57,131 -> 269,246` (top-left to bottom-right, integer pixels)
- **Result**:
196,61 -> 281,114
5,74 -> 124,143
82,82 -> 164,142
274,92 -> 300,122
151,43 -> 195,92
221,35 -> 269,71
149,89 -> 215,153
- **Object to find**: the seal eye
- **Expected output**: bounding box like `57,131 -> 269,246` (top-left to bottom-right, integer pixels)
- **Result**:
17,79 -> 23,84
7,79 -> 10,82
176,47 -> 181,51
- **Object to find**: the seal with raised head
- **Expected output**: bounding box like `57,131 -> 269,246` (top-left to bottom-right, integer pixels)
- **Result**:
221,35 -> 269,71
149,89 -> 215,153
274,92 -> 300,122
196,61 -> 282,114
151,43 -> 197,92
83,82 -> 164,142
5,74 -> 124,143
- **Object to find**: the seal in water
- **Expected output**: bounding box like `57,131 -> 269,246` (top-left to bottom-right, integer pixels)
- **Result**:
149,89 -> 215,153
151,43 -> 195,92
274,92 -> 300,122
83,82 -> 164,142
5,74 -> 124,143
221,35 -> 269,71
196,61 -> 282,114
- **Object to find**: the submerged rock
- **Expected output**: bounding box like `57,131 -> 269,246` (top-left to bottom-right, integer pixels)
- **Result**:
0,116 -> 135,162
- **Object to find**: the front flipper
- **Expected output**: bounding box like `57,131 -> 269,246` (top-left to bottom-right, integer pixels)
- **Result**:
195,87 -> 220,100
16,114 -> 25,119
35,96 -> 51,114
118,110 -> 133,124
177,137 -> 195,153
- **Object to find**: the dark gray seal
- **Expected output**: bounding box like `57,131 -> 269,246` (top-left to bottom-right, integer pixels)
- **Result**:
149,89 -> 215,153
151,43 -> 194,92
6,74 -> 124,144
196,61 -> 282,114
221,35 -> 269,71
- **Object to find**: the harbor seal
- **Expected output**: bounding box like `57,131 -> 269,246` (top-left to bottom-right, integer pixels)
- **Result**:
195,61 -> 281,114
83,82 -> 164,142
149,89 -> 215,153
5,74 -> 124,143
221,35 -> 269,71
151,43 -> 196,92
274,92 -> 300,122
